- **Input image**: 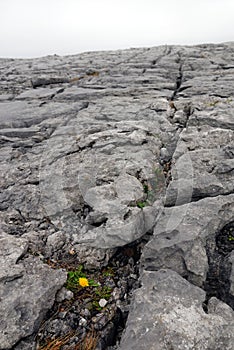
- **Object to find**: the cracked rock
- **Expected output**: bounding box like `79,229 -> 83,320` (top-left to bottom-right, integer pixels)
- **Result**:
119,269 -> 234,350
0,233 -> 66,349
0,43 -> 234,349
142,194 -> 234,288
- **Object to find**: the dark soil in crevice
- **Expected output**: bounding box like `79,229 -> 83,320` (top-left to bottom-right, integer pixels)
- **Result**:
171,61 -> 183,101
36,230 -> 153,350
204,221 -> 234,310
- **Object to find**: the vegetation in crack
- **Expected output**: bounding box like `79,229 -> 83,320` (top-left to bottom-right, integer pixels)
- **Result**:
37,231 -> 153,350
134,166 -> 165,208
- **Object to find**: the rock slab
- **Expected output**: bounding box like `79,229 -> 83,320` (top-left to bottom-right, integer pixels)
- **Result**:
119,269 -> 234,350
0,43 -> 234,349
0,233 -> 67,350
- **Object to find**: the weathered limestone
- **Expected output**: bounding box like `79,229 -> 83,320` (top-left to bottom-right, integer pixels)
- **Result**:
38,97 -> 170,248
165,112 -> 234,207
0,42 -> 234,349
142,194 -> 234,287
119,270 -> 234,350
0,232 -> 66,350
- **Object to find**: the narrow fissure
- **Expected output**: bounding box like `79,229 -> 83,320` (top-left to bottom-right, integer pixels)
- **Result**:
204,221 -> 234,310
164,188 -> 234,208
171,61 -> 183,101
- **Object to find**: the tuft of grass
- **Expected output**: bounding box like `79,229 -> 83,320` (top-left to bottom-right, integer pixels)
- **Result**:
70,71 -> 99,84
77,329 -> 99,350
86,71 -> 99,77
39,332 -> 74,350
39,329 -> 99,350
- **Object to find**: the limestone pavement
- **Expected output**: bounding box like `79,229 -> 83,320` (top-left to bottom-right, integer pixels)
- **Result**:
0,43 -> 234,349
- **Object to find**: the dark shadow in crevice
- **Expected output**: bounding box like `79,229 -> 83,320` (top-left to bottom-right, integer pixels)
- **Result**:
204,221 -> 234,310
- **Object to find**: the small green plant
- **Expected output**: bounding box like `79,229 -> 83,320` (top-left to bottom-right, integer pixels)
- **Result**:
66,265 -> 86,290
228,234 -> 234,242
65,265 -> 99,291
89,279 -> 99,287
136,201 -> 146,209
136,181 -> 153,209
92,300 -> 102,311
65,265 -> 113,312
135,167 -> 165,210
91,286 -> 112,311
95,286 -> 112,299
102,268 -> 115,277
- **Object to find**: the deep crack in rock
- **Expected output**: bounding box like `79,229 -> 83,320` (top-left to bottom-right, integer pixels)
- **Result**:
204,221 -> 234,310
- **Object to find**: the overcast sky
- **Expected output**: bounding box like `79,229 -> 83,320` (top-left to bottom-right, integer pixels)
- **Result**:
0,0 -> 234,58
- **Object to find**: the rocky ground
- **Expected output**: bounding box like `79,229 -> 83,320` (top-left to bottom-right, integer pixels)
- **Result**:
0,43 -> 234,349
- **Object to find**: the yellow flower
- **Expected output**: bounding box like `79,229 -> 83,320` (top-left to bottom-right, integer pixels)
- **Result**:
79,277 -> 89,287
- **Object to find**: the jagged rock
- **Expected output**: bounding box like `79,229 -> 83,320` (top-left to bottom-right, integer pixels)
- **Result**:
165,125 -> 234,206
31,76 -> 69,88
0,43 -> 234,348
16,86 -> 64,100
0,100 -> 87,129
0,232 -> 28,283
142,194 -> 234,287
119,269 -> 234,350
38,98 -> 169,248
0,233 -> 67,349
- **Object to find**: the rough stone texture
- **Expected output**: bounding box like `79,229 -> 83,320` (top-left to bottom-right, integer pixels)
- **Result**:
0,233 -> 67,350
142,194 -> 234,287
0,43 -> 234,348
165,126 -> 234,206
119,270 -> 234,350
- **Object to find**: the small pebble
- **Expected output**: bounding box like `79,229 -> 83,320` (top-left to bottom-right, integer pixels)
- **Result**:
99,298 -> 108,308
56,287 -> 74,302
79,317 -> 87,327
80,308 -> 91,318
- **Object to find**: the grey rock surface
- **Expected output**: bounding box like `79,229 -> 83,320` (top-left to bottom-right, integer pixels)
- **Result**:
119,269 -> 234,350
0,43 -> 234,348
0,233 -> 67,349
142,194 -> 234,287
165,125 -> 234,206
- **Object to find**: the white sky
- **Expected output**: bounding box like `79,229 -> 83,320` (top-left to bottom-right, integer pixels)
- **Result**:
0,0 -> 234,58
